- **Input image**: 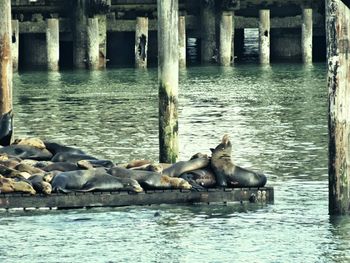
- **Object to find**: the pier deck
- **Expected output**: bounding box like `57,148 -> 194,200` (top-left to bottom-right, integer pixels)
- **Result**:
0,187 -> 273,210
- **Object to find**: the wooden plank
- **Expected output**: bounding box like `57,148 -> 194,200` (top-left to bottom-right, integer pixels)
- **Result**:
0,187 -> 273,210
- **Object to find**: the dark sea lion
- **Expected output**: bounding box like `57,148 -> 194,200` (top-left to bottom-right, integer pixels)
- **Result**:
42,162 -> 80,172
210,134 -> 267,188
108,166 -> 191,190
51,152 -> 98,163
77,159 -> 115,169
44,141 -> 86,155
0,145 -> 53,161
28,175 -> 52,195
162,156 -> 210,177
51,169 -> 143,193
181,168 -> 217,188
0,164 -> 25,179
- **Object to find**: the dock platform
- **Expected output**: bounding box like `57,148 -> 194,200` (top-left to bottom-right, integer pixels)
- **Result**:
0,187 -> 274,211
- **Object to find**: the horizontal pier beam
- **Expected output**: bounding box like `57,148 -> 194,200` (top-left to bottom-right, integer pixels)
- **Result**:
17,15 -> 324,34
0,187 -> 274,210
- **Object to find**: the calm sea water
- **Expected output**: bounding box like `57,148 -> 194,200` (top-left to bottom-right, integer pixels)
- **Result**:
1,63 -> 350,263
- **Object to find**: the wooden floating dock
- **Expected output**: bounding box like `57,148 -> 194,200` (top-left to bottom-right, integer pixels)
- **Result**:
0,187 -> 273,211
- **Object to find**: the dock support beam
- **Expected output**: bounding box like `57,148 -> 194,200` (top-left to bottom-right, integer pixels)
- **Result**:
178,15 -> 186,68
302,8 -> 313,64
87,17 -> 99,70
11,20 -> 19,72
219,11 -> 233,66
201,0 -> 216,64
0,0 -> 13,146
73,0 -> 88,69
135,17 -> 148,69
259,9 -> 270,64
327,0 -> 350,215
96,14 -> 107,69
157,0 -> 179,163
46,18 -> 59,71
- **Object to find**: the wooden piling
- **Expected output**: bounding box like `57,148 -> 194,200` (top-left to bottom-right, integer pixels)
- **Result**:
46,18 -> 59,71
231,13 -> 235,64
219,11 -> 233,66
96,14 -> 107,69
87,17 -> 99,70
0,0 -> 13,146
259,9 -> 270,64
178,15 -> 186,68
327,0 -> 350,215
135,17 -> 148,69
302,8 -> 313,64
73,0 -> 88,69
11,20 -> 19,72
201,0 -> 217,64
157,0 -> 179,163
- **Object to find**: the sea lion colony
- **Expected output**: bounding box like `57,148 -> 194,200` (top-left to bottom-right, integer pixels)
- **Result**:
0,135 -> 267,195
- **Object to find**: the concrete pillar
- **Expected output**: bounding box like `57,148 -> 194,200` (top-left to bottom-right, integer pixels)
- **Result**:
201,0 -> 216,63
157,0 -> 179,163
135,17 -> 148,69
219,11 -> 233,66
259,9 -> 270,64
73,0 -> 88,69
302,8 -> 313,64
96,14 -> 107,69
0,0 -> 13,145
11,20 -> 19,72
87,17 -> 99,70
178,15 -> 186,68
327,0 -> 350,215
46,18 -> 59,71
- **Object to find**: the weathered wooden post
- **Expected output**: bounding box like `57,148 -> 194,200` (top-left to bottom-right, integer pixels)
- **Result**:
219,11 -> 233,66
11,20 -> 19,72
158,0 -> 179,163
135,17 -> 148,69
302,8 -> 313,64
201,0 -> 217,64
0,0 -> 13,145
46,18 -> 59,71
87,17 -> 100,70
73,0 -> 88,69
327,0 -> 350,215
178,15 -> 186,68
259,9 -> 270,64
96,14 -> 107,69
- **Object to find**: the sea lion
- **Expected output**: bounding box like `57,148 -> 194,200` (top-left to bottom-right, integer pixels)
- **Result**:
77,159 -> 115,169
42,162 -> 80,172
0,145 -> 53,161
15,163 -> 45,175
0,164 -> 25,179
51,152 -> 98,163
28,175 -> 52,195
0,158 -> 20,169
210,134 -> 267,188
44,141 -> 86,155
51,169 -> 143,193
162,155 -> 210,177
0,176 -> 36,194
180,167 -> 217,188
13,138 -> 46,150
108,166 -> 191,190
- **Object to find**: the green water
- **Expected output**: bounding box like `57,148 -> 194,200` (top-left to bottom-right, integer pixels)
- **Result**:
1,63 -> 350,263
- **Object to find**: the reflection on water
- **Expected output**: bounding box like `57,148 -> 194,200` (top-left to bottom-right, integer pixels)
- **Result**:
1,63 -> 349,262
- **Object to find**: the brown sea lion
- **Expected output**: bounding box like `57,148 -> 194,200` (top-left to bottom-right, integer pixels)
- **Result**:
51,152 -> 98,163
0,145 -> 52,161
162,155 -> 210,178
15,163 -> 45,175
42,162 -> 80,172
210,134 -> 267,188
13,138 -> 46,150
0,176 -> 36,194
108,166 -> 191,190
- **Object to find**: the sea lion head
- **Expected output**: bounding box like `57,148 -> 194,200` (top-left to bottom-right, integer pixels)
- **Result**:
43,172 -> 55,183
41,181 -> 52,195
178,178 -> 192,190
120,178 -> 144,193
210,134 -> 232,159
